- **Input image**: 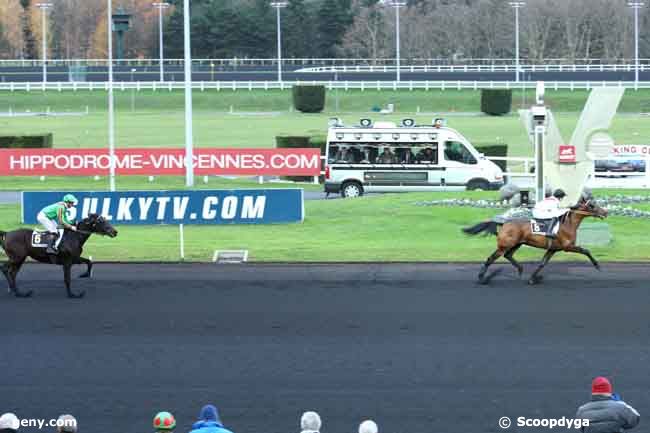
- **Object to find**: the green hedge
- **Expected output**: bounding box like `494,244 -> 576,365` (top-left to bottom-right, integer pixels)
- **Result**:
0,134 -> 53,148
480,89 -> 512,116
276,135 -> 325,182
292,85 -> 326,113
475,143 -> 508,171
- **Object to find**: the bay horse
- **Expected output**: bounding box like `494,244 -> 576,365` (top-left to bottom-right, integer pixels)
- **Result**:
1,214 -> 118,298
462,198 -> 608,285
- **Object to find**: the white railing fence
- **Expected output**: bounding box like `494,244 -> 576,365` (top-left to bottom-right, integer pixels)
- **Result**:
2,80 -> 650,92
297,64 -> 649,73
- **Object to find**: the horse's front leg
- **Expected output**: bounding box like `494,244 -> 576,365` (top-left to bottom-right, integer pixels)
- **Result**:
565,245 -> 600,270
7,259 -> 31,298
478,249 -> 504,284
63,259 -> 85,299
528,249 -> 557,285
74,256 -> 93,278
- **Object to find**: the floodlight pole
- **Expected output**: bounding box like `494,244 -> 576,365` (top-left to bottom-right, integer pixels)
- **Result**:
509,2 -> 525,83
183,0 -> 194,187
153,2 -> 170,82
271,2 -> 288,82
628,2 -> 644,86
36,3 -> 53,84
108,0 -> 116,192
388,1 -> 406,82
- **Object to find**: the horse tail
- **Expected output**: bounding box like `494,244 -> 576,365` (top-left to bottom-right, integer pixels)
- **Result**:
462,220 -> 499,236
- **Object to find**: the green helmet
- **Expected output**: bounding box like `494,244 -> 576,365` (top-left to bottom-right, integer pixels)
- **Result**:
153,412 -> 176,431
63,194 -> 78,205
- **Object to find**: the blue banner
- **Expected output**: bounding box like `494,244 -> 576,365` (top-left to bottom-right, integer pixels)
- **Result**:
22,189 -> 304,225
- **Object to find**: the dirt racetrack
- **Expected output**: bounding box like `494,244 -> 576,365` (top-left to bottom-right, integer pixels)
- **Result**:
1,262 -> 649,433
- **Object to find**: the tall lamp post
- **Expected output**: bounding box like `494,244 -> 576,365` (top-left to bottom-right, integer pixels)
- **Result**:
107,0 -> 116,191
270,2 -> 287,82
153,2 -> 170,82
509,2 -> 525,83
383,0 -> 406,82
183,0 -> 194,187
628,2 -> 645,86
36,3 -> 53,84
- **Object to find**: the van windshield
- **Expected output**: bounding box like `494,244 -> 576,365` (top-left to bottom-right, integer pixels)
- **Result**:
444,141 -> 477,165
328,142 -> 438,164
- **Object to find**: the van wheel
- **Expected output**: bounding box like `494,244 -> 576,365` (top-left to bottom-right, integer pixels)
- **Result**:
467,179 -> 491,191
341,181 -> 363,198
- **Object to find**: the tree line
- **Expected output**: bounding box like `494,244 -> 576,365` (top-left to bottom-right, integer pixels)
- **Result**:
0,0 -> 648,62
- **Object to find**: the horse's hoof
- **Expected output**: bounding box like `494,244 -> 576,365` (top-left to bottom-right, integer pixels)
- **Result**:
68,291 -> 86,299
14,290 -> 33,298
78,273 -> 90,279
528,276 -> 543,285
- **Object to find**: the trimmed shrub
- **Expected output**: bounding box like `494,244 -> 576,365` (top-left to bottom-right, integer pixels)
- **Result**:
475,143 -> 508,171
292,85 -> 326,113
0,134 -> 53,148
275,135 -> 325,182
480,89 -> 512,116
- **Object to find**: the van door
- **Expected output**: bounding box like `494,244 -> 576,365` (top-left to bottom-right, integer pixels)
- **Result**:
442,140 -> 482,186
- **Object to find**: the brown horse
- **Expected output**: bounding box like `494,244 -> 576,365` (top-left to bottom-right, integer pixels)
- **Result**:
463,198 -> 608,285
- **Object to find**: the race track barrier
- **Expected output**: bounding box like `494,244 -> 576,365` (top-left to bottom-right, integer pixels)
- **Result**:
2,80 -> 650,92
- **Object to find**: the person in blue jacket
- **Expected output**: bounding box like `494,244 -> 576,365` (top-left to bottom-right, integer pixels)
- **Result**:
189,405 -> 234,433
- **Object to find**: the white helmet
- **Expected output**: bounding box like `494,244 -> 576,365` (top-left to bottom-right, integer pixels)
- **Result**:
0,413 -> 20,431
359,419 -> 378,433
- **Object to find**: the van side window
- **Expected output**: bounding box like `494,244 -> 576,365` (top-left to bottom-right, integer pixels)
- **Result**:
376,145 -> 398,164
444,141 -> 476,165
415,143 -> 438,164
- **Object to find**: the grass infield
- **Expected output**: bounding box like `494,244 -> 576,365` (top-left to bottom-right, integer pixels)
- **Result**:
1,90 -> 649,160
1,190 -> 649,262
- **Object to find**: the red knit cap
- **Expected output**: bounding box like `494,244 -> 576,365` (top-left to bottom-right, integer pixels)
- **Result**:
592,376 -> 612,394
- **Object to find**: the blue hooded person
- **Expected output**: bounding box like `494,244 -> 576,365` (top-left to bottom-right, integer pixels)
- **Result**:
189,405 -> 235,433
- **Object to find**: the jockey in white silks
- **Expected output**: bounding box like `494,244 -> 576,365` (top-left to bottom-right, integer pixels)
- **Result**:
532,189 -> 568,237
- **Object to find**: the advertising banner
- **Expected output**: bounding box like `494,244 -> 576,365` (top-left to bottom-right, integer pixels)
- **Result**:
595,144 -> 648,176
1,148 -> 321,176
22,189 -> 304,225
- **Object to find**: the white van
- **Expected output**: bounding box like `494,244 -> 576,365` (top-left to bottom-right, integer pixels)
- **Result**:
323,118 -> 505,198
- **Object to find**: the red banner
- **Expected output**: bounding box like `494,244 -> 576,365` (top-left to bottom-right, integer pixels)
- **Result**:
0,148 -> 321,176
558,145 -> 577,164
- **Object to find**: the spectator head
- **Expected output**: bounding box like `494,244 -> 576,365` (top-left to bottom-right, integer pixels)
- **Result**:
198,405 -> 219,423
56,415 -> 77,433
300,411 -> 321,433
359,420 -> 378,433
0,413 -> 19,433
153,411 -> 176,432
592,376 -> 613,396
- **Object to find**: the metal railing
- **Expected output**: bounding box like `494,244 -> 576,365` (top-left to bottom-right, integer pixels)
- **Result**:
298,64 -> 649,73
1,58 -> 650,68
2,80 -> 650,92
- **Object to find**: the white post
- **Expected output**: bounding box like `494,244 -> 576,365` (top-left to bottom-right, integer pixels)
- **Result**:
628,2 -> 644,86
183,0 -> 194,187
108,0 -> 116,192
179,224 -> 185,260
509,2 -> 525,83
153,2 -> 170,83
36,3 -> 52,84
533,81 -> 546,203
271,2 -> 287,82
534,124 -> 545,202
392,1 -> 406,82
